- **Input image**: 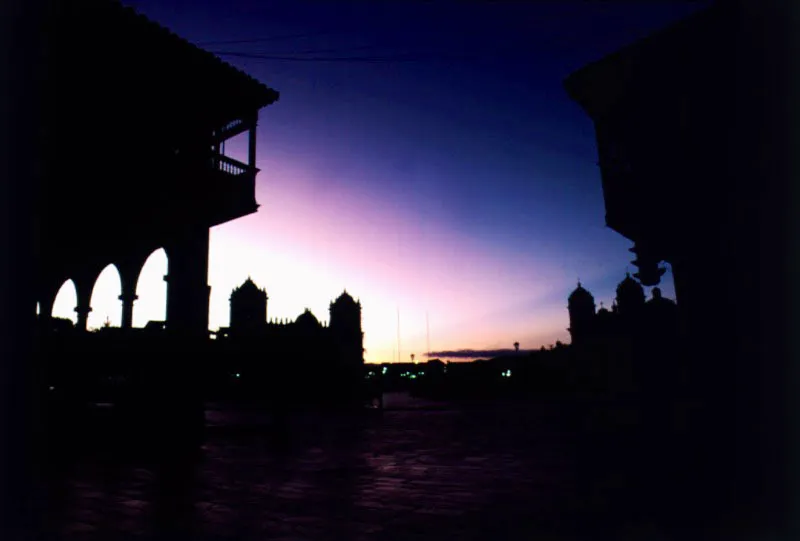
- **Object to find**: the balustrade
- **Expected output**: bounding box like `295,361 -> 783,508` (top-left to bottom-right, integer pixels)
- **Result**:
210,154 -> 251,177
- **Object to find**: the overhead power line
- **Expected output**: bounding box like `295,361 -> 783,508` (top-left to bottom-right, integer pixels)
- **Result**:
209,45 -> 535,64
236,43 -> 405,56
210,51 -> 441,63
196,29 -> 345,47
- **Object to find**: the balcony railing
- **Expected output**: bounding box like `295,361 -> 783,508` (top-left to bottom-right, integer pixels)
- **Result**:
211,154 -> 252,177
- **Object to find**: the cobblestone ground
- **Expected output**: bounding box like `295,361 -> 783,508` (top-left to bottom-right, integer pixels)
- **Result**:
40,400 -> 677,541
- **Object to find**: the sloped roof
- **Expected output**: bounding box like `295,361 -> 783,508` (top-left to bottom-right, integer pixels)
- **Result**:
563,2 -> 723,119
116,1 -> 277,106
48,0 -> 279,114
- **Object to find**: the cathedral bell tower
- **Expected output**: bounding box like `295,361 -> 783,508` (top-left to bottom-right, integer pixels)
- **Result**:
229,277 -> 267,335
568,282 -> 596,347
329,290 -> 364,366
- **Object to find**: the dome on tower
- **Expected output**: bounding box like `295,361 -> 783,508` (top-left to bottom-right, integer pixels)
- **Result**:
231,277 -> 266,299
616,273 -> 644,298
568,282 -> 595,306
615,273 -> 645,314
333,289 -> 359,306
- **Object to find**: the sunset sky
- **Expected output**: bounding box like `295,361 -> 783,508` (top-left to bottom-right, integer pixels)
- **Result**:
50,1 -> 706,362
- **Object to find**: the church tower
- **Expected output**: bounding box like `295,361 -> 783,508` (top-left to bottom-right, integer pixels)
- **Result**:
329,290 -> 364,366
229,278 -> 267,335
568,282 -> 596,347
615,273 -> 646,318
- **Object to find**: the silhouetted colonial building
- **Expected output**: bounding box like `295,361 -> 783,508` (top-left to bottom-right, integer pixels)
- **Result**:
568,274 -> 678,347
567,274 -> 679,396
215,279 -> 365,407
567,282 -> 596,347
30,0 -> 279,447
34,0 -> 279,337
564,2 -> 796,532
229,278 -> 268,334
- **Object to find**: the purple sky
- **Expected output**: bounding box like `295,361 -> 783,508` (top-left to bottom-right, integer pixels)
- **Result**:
51,1 -> 707,362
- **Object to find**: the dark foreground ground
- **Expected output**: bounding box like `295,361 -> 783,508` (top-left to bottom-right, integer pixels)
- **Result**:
36,394 -> 748,541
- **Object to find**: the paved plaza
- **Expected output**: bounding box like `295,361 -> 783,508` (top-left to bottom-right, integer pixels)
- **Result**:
37,397 -> 721,541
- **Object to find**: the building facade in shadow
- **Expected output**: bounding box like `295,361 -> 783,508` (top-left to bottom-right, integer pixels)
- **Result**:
34,0 -> 279,338
213,280 -> 365,410
564,0 -> 795,535
29,0 -> 280,448
567,275 -> 679,399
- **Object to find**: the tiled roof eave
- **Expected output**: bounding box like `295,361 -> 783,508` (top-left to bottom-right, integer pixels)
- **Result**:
116,1 -> 278,107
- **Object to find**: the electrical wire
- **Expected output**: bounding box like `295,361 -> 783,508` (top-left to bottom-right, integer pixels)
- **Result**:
209,51 -> 437,63
233,43 -> 411,57
195,29 -> 347,47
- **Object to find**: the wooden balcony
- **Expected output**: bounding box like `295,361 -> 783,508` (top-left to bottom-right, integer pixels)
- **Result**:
205,154 -> 259,228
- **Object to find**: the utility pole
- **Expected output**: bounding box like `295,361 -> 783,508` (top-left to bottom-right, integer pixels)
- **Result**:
426,311 -> 431,360
396,307 -> 401,367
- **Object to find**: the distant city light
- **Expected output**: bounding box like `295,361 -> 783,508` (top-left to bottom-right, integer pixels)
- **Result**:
234,373 -> 241,378
410,374 -> 417,379
502,370 -> 512,378
48,386 -> 54,391
382,366 -> 388,374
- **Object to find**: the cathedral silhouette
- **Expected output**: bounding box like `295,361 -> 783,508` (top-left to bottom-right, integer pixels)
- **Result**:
214,279 -> 365,408
568,273 -> 678,348
566,273 -> 680,397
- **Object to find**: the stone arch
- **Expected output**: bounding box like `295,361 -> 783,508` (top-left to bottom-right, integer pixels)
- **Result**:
51,279 -> 78,324
87,264 -> 123,330
133,248 -> 168,328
